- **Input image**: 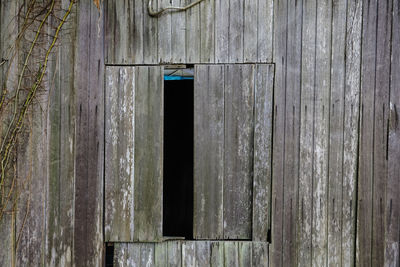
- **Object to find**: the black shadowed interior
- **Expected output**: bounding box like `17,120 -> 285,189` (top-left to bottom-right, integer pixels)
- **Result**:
163,79 -> 194,239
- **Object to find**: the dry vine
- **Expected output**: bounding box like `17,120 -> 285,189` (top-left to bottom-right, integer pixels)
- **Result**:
0,0 -> 75,250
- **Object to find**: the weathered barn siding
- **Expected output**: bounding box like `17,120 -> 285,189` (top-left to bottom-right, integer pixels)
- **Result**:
105,66 -> 164,242
193,64 -> 273,240
0,0 -> 399,266
113,241 -> 269,267
104,0 -> 273,64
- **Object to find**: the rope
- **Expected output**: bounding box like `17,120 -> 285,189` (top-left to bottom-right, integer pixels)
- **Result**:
148,0 -> 205,17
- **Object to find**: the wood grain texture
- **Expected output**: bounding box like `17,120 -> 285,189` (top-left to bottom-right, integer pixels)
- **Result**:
0,1 -> 19,265
194,65 -> 224,239
282,0 -> 302,266
74,2 -> 105,265
43,3 -> 77,265
327,0 -> 347,265
104,0 -> 274,64
215,0 -> 229,63
228,0 -> 244,62
342,1 -> 362,265
200,0 -> 215,63
385,0 -> 400,265
105,67 -> 136,241
115,241 -> 269,266
186,0 -> 201,63
357,0 -> 378,265
298,0 -> 316,265
243,0 -> 257,62
270,0 -> 287,265
158,0 -> 172,63
114,243 -> 155,267
134,66 -> 164,242
171,0 -> 186,63
372,0 -> 392,265
257,0 -> 273,62
144,0 -> 159,63
312,0 -> 332,266
224,65 -> 254,239
253,64 -> 274,241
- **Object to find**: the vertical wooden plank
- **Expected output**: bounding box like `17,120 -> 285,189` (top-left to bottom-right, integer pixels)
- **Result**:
186,0 -> 200,63
194,65 -> 224,239
158,0 -> 172,63
134,66 -> 163,242
155,242 -> 168,267
171,0 -> 186,63
105,67 -> 136,241
224,65 -> 254,239
196,241 -> 211,266
74,1 -> 104,265
167,241 -> 182,267
215,0 -> 229,62
238,242 -> 252,267
298,0 -> 316,265
0,1 -> 18,265
224,242 -> 239,267
342,0 -> 362,265
140,243 -> 156,266
210,242 -> 224,267
253,64 -> 274,241
271,0 -> 287,264
113,243 -> 131,267
327,0 -> 347,265
243,0 -> 257,62
257,0 -> 273,62
104,0 -> 137,64
143,0 -> 158,63
282,0 -> 302,266
357,0 -> 377,265
372,0 -> 392,265
228,0 -> 244,62
43,3 -> 77,265
133,0 -> 144,64
200,0 -> 215,63
252,242 -> 268,267
182,241 -> 196,267
312,0 -> 332,266
385,0 -> 400,265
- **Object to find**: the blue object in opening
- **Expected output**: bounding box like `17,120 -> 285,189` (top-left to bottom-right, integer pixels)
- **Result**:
164,75 -> 194,80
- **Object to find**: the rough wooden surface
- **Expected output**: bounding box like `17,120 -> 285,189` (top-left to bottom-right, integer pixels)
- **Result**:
105,66 -> 163,242
193,65 -> 224,239
342,0 -> 362,265
271,0 -> 287,265
385,0 -> 400,265
224,64 -> 254,239
282,1 -> 302,266
105,0 -> 273,64
114,241 -> 269,267
358,0 -> 378,265
194,64 -> 273,240
134,66 -> 164,242
253,64 -> 274,241
74,1 -> 105,265
105,67 -> 136,241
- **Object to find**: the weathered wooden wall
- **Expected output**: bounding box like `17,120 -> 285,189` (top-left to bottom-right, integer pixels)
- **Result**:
113,241 -> 268,267
0,0 -> 399,266
0,1 -> 104,266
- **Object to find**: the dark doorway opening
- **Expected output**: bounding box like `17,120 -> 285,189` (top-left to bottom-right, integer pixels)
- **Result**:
105,243 -> 114,267
163,79 -> 194,239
